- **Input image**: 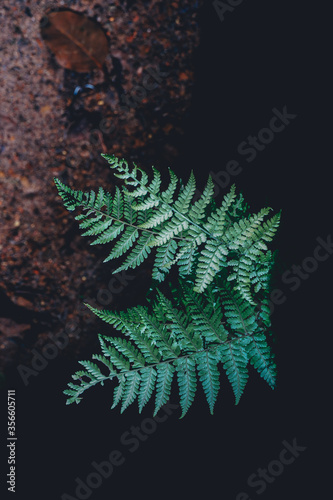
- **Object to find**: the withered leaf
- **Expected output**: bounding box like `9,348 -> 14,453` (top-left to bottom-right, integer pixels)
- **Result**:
41,9 -> 109,73
0,318 -> 31,336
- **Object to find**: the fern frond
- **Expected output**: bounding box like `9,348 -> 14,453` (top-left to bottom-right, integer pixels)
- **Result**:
64,279 -> 276,415
55,154 -> 280,302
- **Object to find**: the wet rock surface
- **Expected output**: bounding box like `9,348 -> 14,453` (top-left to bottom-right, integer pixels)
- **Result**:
0,0 -> 201,374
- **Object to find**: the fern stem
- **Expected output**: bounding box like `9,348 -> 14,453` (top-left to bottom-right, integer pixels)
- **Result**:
82,204 -> 192,242
109,333 -> 248,379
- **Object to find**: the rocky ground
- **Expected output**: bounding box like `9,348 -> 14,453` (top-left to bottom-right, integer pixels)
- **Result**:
0,0 -> 201,375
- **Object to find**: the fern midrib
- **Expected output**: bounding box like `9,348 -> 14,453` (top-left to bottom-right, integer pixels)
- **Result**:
120,163 -> 222,243
71,377 -> 106,397
106,334 -> 248,379
81,202 -> 192,242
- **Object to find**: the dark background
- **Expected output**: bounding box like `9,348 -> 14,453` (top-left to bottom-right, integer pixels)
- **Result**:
1,1 -> 331,499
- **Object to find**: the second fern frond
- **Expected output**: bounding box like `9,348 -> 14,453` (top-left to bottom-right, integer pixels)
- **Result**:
64,280 -> 276,417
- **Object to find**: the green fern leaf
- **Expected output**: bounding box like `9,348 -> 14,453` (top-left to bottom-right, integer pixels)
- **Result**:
121,371 -> 141,413
111,376 -> 125,409
57,154 -> 281,417
92,222 -> 125,247
188,176 -> 215,222
104,226 -> 139,260
154,363 -> 175,416
160,168 -> 178,204
246,333 -> 276,389
138,367 -> 157,412
194,241 -> 228,293
78,361 -> 105,383
180,281 -> 228,343
175,356 -> 197,418
113,232 -> 154,271
219,342 -> 249,404
220,284 -> 258,336
203,184 -> 237,236
196,349 -> 220,414
107,337 -> 146,369
152,239 -> 178,281
55,155 -> 280,298
64,278 -> 277,415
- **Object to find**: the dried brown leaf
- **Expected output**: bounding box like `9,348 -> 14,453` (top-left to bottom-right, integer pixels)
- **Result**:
0,318 -> 31,336
41,9 -> 109,73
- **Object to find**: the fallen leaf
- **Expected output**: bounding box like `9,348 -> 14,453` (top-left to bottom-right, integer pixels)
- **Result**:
40,9 -> 109,72
15,296 -> 34,309
0,318 -> 31,336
